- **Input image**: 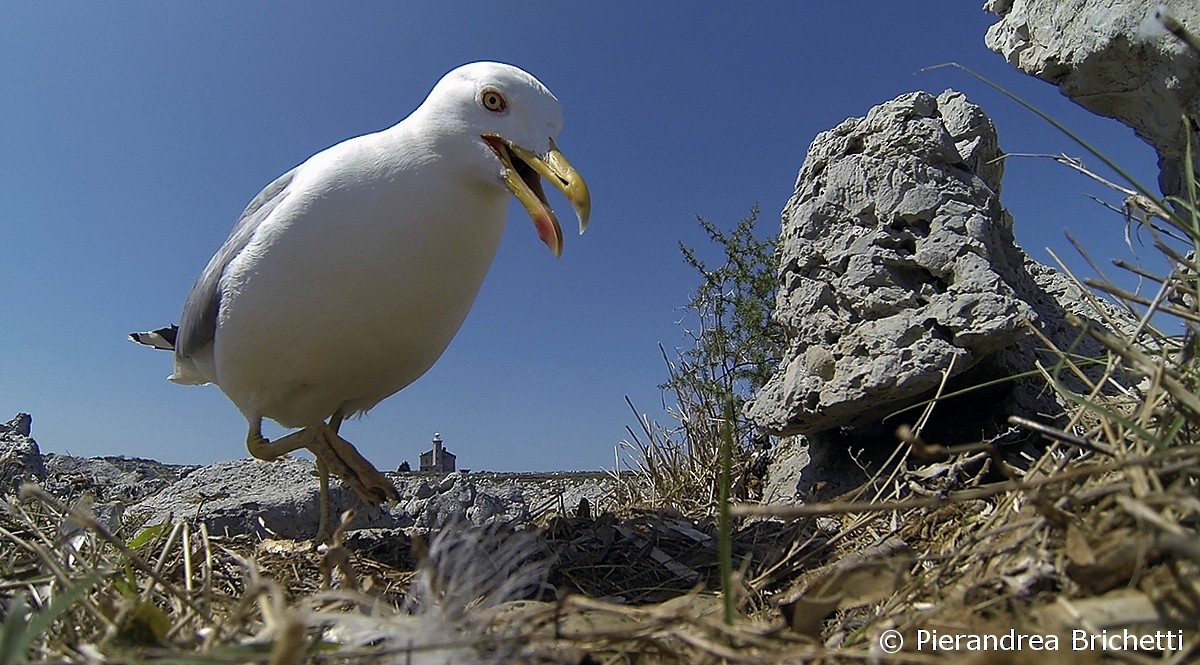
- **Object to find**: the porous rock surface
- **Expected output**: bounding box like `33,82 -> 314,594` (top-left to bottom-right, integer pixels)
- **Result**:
127,463 -> 611,539
0,413 -> 45,494
748,90 -> 1121,448
3,414 -> 612,540
985,0 -> 1200,197
127,457 -> 408,539
42,453 -> 194,502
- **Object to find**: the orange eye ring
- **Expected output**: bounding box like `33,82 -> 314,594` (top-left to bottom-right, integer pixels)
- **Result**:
481,89 -> 507,113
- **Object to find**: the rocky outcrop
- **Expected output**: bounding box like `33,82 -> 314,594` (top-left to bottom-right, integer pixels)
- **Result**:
985,0 -> 1200,198
124,464 -> 608,539
127,457 -> 407,539
0,414 -> 612,541
1,413 -> 45,494
403,473 -> 526,529
42,453 -> 195,502
748,91 -> 1122,459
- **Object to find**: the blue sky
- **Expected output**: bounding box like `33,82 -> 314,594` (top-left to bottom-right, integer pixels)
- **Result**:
1,3 -> 1165,471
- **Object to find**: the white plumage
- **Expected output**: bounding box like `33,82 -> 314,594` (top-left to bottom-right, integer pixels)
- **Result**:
132,62 -> 590,540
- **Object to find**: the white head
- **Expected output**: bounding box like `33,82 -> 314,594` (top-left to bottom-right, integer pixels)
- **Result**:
412,62 -> 590,256
427,62 -> 564,153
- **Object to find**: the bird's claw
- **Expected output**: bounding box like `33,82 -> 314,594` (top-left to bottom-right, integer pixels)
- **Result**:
312,427 -> 399,505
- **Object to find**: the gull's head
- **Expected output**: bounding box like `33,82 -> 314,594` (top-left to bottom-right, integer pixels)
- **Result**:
420,61 -> 590,257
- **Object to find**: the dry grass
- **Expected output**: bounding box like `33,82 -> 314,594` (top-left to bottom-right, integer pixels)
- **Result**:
5,288 -> 1200,664
5,248 -> 1200,664
6,359 -> 1196,663
5,65 -> 1200,664
612,346 -> 766,519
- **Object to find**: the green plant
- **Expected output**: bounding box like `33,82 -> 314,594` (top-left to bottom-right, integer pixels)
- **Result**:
667,203 -> 784,449
619,205 -> 782,516
0,572 -> 100,665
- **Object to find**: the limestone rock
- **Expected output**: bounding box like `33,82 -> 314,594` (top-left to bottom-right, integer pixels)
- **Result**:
404,472 -> 530,529
750,91 -> 1022,435
42,453 -> 195,502
0,413 -> 46,494
124,462 -> 591,538
748,90 -> 1121,444
5,413 -> 31,438
760,432 -> 868,504
128,457 -> 406,539
985,0 -> 1200,197
8,414 -> 616,538
1,413 -> 616,539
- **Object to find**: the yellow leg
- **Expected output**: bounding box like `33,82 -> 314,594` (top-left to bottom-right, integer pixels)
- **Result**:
315,412 -> 396,504
315,456 -> 331,546
244,413 -> 398,544
246,416 -> 317,461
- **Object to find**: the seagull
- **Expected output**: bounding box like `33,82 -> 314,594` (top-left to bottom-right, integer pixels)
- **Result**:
131,62 -> 591,542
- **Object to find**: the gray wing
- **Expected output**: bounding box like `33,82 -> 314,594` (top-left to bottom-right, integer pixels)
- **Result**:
175,167 -> 298,359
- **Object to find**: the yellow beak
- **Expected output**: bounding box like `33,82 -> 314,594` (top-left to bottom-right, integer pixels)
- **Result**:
483,135 -> 591,257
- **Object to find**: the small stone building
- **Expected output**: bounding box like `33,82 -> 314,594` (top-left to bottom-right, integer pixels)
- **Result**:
418,432 -> 456,472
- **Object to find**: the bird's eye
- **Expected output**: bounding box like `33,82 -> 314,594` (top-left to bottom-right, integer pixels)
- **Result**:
481,89 -> 507,113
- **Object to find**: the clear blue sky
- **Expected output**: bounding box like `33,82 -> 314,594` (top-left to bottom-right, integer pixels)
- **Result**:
1,3 -> 1164,471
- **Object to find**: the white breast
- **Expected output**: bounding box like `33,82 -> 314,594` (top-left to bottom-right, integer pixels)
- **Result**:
210,130 -> 509,427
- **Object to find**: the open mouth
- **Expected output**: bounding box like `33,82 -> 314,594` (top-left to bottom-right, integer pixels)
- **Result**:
480,133 -> 590,257
483,135 -> 549,208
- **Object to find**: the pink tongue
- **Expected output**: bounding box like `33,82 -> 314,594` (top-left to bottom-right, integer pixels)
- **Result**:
535,211 -> 561,253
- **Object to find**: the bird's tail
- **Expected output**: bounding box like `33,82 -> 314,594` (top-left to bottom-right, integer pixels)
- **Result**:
128,325 -> 179,351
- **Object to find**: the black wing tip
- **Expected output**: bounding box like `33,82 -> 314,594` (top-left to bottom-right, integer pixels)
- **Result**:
129,325 -> 180,351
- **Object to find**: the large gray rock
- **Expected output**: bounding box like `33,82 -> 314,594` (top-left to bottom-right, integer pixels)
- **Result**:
748,90 -> 1121,446
125,461 -> 609,538
41,453 -> 195,502
403,472 -> 611,528
2,413 -> 616,539
1,413 -> 46,494
985,0 -> 1200,198
128,457 -> 407,539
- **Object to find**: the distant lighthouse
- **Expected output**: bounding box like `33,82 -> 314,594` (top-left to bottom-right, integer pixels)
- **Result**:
419,432 -> 457,472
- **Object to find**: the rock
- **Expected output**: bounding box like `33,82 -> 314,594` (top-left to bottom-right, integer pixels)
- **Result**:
128,457 -> 405,539
5,413 -> 31,438
414,481 -> 435,500
41,453 -> 195,502
403,473 -> 531,529
749,91 -> 1022,436
466,492 -> 506,524
748,91 -> 1124,455
555,482 -> 609,517
985,0 -> 1200,198
437,473 -> 459,493
759,435 -> 811,504
0,412 -> 616,539
342,528 -> 415,569
436,470 -> 463,492
0,412 -> 46,494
